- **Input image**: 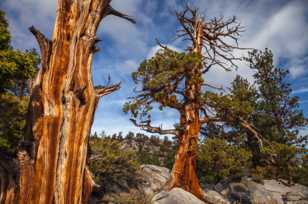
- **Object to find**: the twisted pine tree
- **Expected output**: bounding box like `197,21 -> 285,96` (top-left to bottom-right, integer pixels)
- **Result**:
124,6 -> 244,199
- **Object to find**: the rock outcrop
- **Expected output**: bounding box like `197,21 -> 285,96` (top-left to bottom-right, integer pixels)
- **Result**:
204,190 -> 230,204
137,165 -> 170,196
147,165 -> 308,204
216,178 -> 308,204
152,188 -> 206,204
91,164 -> 308,204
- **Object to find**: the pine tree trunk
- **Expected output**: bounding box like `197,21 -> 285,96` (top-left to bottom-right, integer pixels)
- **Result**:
167,105 -> 204,200
16,1 -> 129,203
167,19 -> 205,200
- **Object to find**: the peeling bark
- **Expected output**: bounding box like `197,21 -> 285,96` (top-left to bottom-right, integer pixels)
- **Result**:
82,167 -> 96,204
167,106 -> 204,200
16,1 -> 134,203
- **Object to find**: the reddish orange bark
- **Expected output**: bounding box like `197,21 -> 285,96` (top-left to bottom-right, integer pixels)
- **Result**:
167,106 -> 204,199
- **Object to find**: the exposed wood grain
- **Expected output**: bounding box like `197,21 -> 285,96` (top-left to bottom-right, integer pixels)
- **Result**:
15,1 -> 134,204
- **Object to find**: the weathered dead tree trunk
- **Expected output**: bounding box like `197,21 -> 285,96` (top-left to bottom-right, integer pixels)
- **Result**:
17,1 -> 134,203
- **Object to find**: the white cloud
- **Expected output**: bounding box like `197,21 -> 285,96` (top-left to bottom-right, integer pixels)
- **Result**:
98,13 -> 148,58
91,116 -> 141,135
3,0 -> 308,135
300,100 -> 308,104
3,0 -> 56,49
289,66 -> 306,79
293,87 -> 308,94
246,1 -> 308,59
117,59 -> 139,73
287,56 -> 308,79
146,44 -> 181,59
192,0 -> 308,88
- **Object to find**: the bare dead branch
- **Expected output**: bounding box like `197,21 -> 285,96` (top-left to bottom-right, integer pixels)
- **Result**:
239,118 -> 263,148
156,39 -> 172,51
175,5 -> 249,72
200,116 -> 221,124
95,83 -> 121,97
29,26 -> 51,69
130,119 -> 178,135
202,82 -> 225,91
104,5 -> 136,24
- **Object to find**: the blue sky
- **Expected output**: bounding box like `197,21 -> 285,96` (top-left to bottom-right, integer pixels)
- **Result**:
1,0 -> 308,137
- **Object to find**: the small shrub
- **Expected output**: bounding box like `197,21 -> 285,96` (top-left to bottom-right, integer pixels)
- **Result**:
253,143 -> 304,184
294,154 -> 308,186
89,137 -> 140,194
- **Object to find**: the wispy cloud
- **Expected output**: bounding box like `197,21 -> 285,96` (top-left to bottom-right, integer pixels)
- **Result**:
2,0 -> 308,134
293,88 -> 308,94
300,100 -> 308,104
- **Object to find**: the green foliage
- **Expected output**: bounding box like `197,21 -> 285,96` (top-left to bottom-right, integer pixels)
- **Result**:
0,94 -> 29,153
204,76 -> 257,126
0,10 -> 11,50
91,131 -> 176,170
247,49 -> 306,144
245,50 -> 307,182
134,133 -> 176,167
0,10 -> 39,154
252,142 -> 299,181
0,49 -> 38,94
124,48 -> 202,125
294,154 -> 308,186
101,131 -> 176,168
89,137 -> 140,193
204,49 -> 307,184
198,138 -> 252,184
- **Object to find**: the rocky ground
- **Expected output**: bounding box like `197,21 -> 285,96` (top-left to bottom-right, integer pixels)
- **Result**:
93,164 -> 308,204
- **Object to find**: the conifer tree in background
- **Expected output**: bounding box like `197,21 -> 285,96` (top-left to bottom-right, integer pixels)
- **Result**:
245,49 -> 307,181
0,10 -> 39,154
124,5 -> 244,199
247,49 -> 307,147
0,9 -> 39,204
205,49 -> 308,183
